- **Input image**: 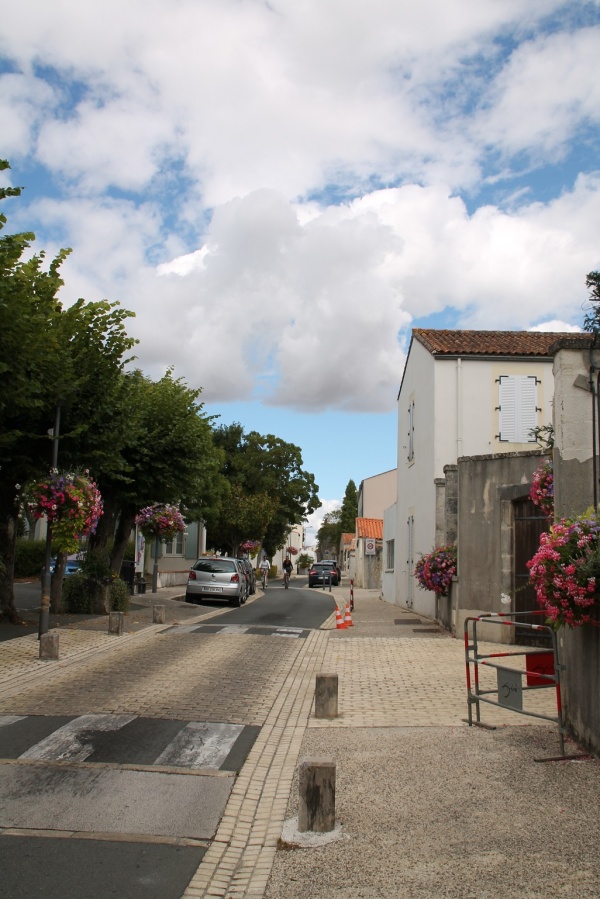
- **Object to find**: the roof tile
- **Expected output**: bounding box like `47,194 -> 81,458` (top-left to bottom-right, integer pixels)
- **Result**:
356,518 -> 383,539
413,329 -> 579,357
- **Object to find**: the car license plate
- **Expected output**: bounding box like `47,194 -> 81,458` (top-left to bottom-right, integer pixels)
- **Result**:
202,586 -> 223,593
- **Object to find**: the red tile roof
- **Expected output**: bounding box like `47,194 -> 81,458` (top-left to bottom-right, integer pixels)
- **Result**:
413,329 -> 579,357
341,532 -> 355,546
356,518 -> 383,539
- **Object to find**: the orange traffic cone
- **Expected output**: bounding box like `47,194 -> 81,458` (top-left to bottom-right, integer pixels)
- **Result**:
335,606 -> 347,629
344,604 -> 354,627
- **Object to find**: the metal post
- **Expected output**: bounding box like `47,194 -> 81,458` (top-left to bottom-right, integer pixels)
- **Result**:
39,405 -> 61,639
152,537 -> 160,593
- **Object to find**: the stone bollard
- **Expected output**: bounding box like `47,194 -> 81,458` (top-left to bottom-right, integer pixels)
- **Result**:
108,611 -> 124,635
152,604 -> 166,624
39,632 -> 59,660
298,758 -> 336,833
314,673 -> 338,719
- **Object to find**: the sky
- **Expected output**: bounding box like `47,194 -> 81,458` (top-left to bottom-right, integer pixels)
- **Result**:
1,0 -> 599,542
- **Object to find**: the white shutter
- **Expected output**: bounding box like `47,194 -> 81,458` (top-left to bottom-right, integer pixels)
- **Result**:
498,375 -> 538,443
407,515 -> 414,607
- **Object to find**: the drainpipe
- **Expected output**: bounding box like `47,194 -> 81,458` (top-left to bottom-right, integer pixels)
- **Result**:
590,339 -> 598,510
456,358 -> 463,459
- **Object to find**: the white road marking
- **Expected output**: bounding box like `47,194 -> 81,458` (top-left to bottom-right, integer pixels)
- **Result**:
19,714 -> 136,762
154,721 -> 244,769
0,716 -> 26,728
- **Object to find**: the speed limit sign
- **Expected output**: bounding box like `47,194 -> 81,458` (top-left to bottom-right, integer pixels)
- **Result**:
365,539 -> 376,555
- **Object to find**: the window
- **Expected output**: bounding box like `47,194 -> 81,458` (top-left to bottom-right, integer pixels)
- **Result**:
386,539 -> 395,570
164,531 -> 184,556
497,375 -> 539,443
407,400 -> 415,462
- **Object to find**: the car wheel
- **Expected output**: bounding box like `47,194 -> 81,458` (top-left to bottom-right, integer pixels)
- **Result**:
231,592 -> 242,607
185,593 -> 195,604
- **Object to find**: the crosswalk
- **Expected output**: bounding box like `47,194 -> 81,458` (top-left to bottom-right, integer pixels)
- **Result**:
163,624 -> 308,638
0,714 -> 260,771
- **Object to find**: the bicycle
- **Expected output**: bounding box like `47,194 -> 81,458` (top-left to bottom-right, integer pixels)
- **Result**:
283,570 -> 290,589
261,569 -> 268,590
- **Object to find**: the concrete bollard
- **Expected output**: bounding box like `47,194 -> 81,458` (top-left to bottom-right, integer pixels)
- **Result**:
298,758 -> 336,833
108,611 -> 124,635
39,632 -> 59,660
314,673 -> 338,719
152,604 -> 166,624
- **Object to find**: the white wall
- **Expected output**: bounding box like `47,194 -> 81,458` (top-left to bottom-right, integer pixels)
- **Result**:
359,469 -> 397,519
382,503 -> 396,603
393,338 -> 555,619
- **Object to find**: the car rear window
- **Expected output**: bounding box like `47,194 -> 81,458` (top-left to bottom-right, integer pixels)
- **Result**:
192,560 -> 237,573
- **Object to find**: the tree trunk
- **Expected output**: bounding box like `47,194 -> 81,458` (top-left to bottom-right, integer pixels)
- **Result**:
89,491 -> 118,550
111,507 -> 136,575
0,503 -> 20,624
50,550 -> 67,614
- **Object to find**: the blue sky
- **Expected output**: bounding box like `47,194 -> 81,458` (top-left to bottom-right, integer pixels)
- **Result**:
2,1 -> 599,541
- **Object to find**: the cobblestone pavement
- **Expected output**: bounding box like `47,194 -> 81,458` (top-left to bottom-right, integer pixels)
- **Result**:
0,584 -> 578,898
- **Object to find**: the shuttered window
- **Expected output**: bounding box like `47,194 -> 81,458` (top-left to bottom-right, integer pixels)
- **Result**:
497,375 -> 538,443
407,400 -> 415,462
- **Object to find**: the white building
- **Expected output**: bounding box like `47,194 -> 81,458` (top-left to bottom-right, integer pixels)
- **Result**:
390,329 -> 573,618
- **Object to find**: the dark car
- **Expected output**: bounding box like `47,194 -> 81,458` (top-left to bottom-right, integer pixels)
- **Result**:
186,557 -> 247,606
238,558 -> 256,595
308,562 -> 339,587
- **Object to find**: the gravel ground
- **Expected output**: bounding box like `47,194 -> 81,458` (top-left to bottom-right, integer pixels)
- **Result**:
265,725 -> 600,899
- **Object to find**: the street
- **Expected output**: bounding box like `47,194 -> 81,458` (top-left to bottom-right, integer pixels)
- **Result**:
0,580 -> 335,898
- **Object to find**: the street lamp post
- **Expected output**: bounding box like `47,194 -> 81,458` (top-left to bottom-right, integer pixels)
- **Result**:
152,537 -> 161,593
39,405 -> 61,638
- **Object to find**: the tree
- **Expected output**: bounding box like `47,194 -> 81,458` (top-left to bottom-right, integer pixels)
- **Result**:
207,424 -> 321,556
316,509 -> 342,560
87,369 -> 227,573
338,479 -> 358,538
0,162 -> 136,622
583,271 -> 600,333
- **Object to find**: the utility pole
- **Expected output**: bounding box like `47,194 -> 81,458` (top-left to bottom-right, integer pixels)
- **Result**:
39,405 -> 61,638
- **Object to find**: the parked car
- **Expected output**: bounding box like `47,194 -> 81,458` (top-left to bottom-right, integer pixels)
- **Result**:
308,562 -> 339,587
45,556 -> 83,578
186,557 -> 247,606
238,558 -> 256,595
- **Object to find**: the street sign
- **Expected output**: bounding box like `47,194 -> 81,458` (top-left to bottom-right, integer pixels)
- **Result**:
365,539 -> 376,555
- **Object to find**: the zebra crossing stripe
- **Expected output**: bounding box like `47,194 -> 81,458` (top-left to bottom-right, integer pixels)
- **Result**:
154,722 -> 244,769
19,714 -> 136,762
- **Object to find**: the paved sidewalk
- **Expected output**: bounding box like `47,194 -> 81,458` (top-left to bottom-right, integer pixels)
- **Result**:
2,583 -> 600,898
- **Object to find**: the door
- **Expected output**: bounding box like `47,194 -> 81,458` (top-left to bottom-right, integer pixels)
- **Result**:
513,496 -> 551,646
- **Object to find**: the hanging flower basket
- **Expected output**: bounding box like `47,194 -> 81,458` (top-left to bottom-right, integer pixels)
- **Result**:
135,504 -> 185,542
286,546 -> 299,555
530,459 -> 554,518
527,509 -> 600,629
414,545 -> 457,596
30,470 -> 103,554
240,540 -> 261,552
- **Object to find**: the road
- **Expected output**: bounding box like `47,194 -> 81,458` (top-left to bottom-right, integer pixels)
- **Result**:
0,581 -> 335,898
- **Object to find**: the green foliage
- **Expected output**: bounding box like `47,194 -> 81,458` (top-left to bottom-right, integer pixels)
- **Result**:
14,538 -> 46,578
62,573 -> 95,613
583,271 -> 600,333
297,552 -> 314,570
317,509 -> 342,558
207,423 -> 320,555
109,577 -> 130,612
80,548 -> 112,582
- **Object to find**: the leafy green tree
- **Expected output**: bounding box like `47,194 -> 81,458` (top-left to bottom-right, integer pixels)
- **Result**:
338,479 -> 358,538
583,271 -> 600,333
207,424 -> 320,556
87,369 -> 227,574
0,161 -> 135,622
210,484 -> 277,556
316,509 -> 342,560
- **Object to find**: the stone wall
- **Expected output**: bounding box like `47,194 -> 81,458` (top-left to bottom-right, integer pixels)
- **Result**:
552,337 -> 600,754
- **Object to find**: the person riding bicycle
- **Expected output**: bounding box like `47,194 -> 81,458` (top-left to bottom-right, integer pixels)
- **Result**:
282,556 -> 293,587
259,556 -> 270,588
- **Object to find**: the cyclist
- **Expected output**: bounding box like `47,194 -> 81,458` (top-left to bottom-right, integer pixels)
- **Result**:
259,556 -> 270,590
282,556 -> 293,589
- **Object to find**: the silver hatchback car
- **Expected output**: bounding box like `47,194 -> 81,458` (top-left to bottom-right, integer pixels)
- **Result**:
186,557 -> 247,606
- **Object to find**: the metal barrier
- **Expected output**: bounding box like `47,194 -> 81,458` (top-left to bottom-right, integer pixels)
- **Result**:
464,611 -> 574,760
349,578 -> 354,612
